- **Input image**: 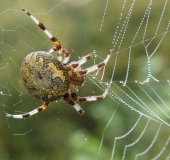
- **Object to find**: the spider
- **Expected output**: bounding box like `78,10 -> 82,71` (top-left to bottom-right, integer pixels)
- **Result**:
6,8 -> 110,119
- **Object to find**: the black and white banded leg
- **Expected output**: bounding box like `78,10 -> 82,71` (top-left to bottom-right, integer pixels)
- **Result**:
6,102 -> 49,119
71,84 -> 110,102
72,54 -> 111,76
22,8 -> 70,64
66,54 -> 93,71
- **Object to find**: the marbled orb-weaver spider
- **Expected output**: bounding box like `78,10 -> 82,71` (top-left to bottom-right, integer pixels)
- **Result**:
6,8 -> 110,119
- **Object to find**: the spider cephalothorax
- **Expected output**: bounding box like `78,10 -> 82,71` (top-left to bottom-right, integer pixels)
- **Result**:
6,8 -> 110,119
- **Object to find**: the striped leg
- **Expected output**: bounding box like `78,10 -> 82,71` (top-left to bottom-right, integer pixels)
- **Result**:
6,102 -> 49,119
71,84 -> 110,102
64,93 -> 84,115
72,54 -> 111,76
22,8 -> 70,64
66,54 -> 93,71
48,47 -> 70,64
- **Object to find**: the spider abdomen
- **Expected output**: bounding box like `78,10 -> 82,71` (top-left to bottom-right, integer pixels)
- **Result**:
21,51 -> 70,102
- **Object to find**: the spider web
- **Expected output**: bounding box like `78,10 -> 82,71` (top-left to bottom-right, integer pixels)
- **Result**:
0,0 -> 170,159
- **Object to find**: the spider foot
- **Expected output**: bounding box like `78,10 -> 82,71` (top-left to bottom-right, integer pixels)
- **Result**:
73,103 -> 85,116
6,112 -> 31,119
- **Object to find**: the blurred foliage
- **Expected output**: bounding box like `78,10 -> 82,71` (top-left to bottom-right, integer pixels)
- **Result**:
0,0 -> 170,160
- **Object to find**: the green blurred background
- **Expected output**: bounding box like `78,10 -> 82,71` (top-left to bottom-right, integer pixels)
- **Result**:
0,0 -> 170,159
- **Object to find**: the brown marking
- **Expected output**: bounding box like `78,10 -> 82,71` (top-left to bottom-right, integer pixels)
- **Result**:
62,49 -> 70,57
38,23 -> 46,30
52,47 -> 57,51
71,93 -> 77,100
22,8 -> 26,12
71,93 -> 86,102
78,110 -> 84,116
23,114 -> 30,118
98,62 -> 105,68
51,37 -> 61,50
38,107 -> 43,112
71,64 -> 79,69
64,93 -> 75,106
48,63 -> 66,82
38,102 -> 49,111
77,98 -> 87,102
22,8 -> 31,16
87,54 -> 93,60
68,71 -> 84,86
70,77 -> 84,86
66,64 -> 79,71
65,99 -> 75,105
97,96 -> 104,100
72,70 -> 87,77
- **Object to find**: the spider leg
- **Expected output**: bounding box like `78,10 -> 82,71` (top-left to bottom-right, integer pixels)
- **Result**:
48,47 -> 70,64
6,102 -> 49,119
66,54 -> 93,71
63,93 -> 84,115
71,84 -> 110,102
72,54 -> 111,76
22,8 -> 70,64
